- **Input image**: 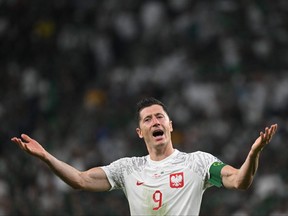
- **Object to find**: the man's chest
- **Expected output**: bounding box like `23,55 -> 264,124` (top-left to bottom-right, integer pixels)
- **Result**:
128,163 -> 203,188
123,164 -> 204,214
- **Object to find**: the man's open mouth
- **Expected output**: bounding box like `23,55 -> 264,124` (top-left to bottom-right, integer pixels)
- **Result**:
152,129 -> 164,137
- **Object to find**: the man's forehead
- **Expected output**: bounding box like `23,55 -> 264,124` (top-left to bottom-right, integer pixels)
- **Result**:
140,105 -> 166,118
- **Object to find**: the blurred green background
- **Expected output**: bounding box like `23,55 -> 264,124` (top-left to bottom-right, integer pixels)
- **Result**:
0,0 -> 287,215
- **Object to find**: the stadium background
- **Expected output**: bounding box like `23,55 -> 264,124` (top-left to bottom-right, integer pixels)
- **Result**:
0,0 -> 288,215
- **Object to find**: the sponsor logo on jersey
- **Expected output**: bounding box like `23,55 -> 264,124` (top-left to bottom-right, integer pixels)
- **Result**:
152,171 -> 164,178
170,172 -> 184,188
136,180 -> 144,186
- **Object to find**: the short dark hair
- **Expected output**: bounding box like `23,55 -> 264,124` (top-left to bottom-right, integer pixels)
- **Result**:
136,97 -> 169,122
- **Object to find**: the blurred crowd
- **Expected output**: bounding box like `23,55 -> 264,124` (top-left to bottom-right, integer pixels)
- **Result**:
0,0 -> 288,215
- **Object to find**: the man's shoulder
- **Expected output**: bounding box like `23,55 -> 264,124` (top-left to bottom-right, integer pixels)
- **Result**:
177,149 -> 211,157
111,155 -> 148,167
175,150 -> 217,164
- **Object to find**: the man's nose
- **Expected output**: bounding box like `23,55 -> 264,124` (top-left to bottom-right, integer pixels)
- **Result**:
152,117 -> 160,126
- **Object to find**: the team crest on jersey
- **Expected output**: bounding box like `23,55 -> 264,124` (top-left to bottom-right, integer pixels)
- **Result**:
170,172 -> 184,188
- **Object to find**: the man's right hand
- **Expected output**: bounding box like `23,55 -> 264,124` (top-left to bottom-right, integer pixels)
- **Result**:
11,134 -> 46,160
11,134 -> 111,192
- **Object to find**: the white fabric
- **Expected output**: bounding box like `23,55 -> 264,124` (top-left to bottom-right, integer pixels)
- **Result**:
101,149 -> 221,216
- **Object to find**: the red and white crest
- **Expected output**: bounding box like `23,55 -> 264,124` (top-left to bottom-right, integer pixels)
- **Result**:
170,172 -> 184,188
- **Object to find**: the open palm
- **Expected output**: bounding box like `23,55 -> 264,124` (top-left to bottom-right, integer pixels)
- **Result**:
11,134 -> 46,159
251,124 -> 277,153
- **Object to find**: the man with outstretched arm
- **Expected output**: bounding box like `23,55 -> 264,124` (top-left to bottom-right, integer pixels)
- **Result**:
11,97 -> 278,215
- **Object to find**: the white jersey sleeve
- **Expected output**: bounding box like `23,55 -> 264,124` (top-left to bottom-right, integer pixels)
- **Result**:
190,151 -> 224,189
101,156 -> 147,190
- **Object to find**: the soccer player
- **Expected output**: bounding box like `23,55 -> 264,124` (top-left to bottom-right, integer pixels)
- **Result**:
11,97 -> 278,215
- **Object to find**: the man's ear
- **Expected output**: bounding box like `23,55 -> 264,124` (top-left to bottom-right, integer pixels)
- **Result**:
170,120 -> 173,132
136,128 -> 143,138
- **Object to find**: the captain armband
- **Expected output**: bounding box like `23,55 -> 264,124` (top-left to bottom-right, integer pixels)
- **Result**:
208,162 -> 226,188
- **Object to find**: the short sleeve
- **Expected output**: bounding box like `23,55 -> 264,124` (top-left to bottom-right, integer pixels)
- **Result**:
101,158 -> 128,190
191,151 -> 224,189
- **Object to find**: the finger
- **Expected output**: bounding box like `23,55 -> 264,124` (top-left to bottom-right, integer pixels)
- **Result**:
269,124 -> 277,141
263,129 -> 270,144
266,127 -> 272,141
23,143 -> 30,152
21,134 -> 32,142
11,137 -> 17,142
11,137 -> 21,144
268,125 -> 274,137
271,124 -> 277,132
260,131 -> 265,143
262,128 -> 268,142
272,124 -> 278,134
268,124 -> 276,136
266,124 -> 277,143
11,137 -> 26,150
265,127 -> 269,135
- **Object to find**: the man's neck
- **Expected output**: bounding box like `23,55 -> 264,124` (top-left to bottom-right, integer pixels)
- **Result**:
148,145 -> 175,161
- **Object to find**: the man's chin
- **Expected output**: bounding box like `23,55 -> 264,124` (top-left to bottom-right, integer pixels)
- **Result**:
153,141 -> 166,149
154,136 -> 165,142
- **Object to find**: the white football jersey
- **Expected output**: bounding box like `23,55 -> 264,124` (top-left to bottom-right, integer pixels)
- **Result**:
101,149 -> 223,216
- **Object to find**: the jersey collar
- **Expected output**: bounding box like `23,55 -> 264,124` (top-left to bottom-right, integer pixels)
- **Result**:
147,149 -> 179,165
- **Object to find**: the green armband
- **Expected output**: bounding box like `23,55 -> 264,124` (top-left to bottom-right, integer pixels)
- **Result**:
208,162 -> 226,188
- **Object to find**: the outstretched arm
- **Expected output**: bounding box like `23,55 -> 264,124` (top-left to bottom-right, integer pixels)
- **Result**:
221,124 -> 278,190
11,134 -> 111,192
